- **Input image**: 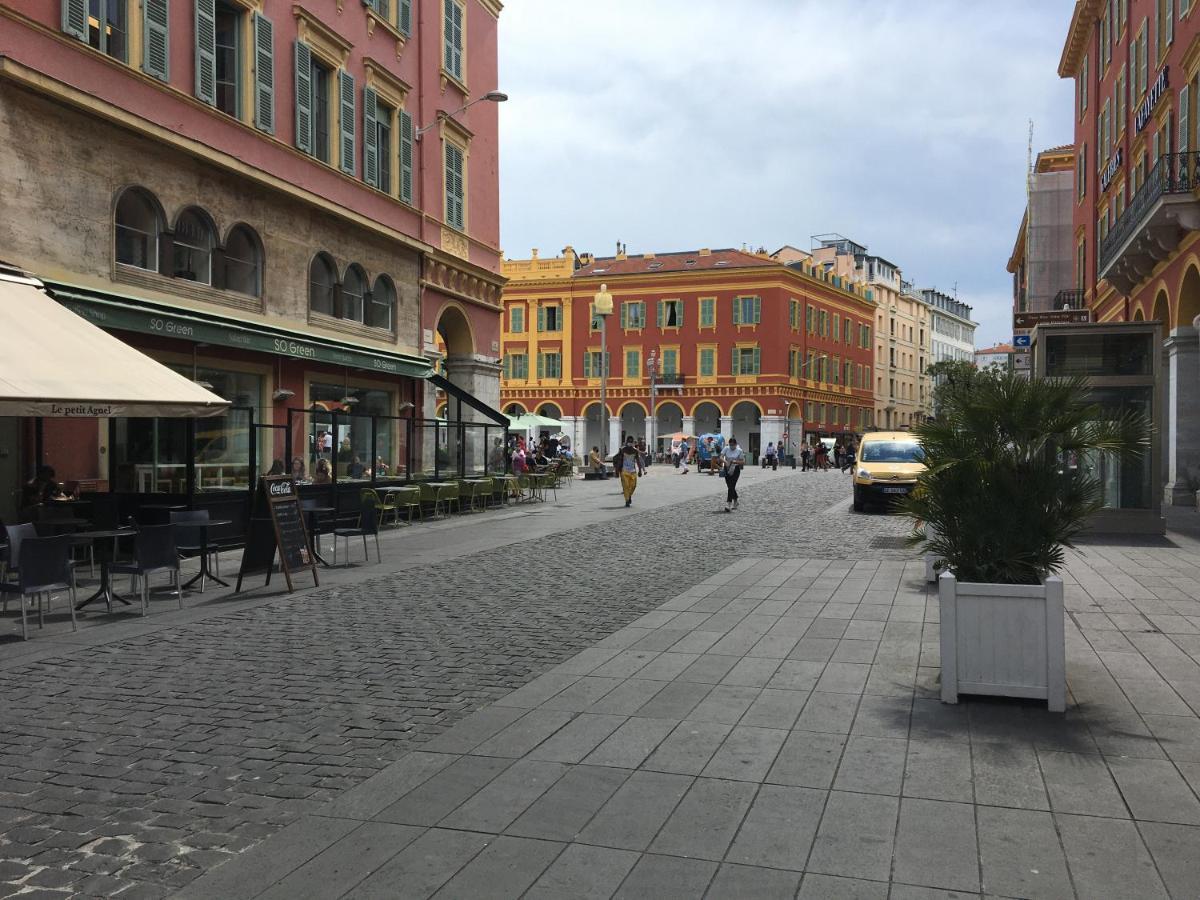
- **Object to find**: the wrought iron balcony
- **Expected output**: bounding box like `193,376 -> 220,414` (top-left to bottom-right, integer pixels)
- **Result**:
1052,289 -> 1086,310
1100,153 -> 1200,295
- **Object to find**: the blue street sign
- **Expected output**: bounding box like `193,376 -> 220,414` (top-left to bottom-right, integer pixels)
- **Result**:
1013,335 -> 1031,347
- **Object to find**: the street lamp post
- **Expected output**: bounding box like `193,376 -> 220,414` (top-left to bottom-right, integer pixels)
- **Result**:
800,353 -> 828,446
594,283 -> 613,456
648,348 -> 658,461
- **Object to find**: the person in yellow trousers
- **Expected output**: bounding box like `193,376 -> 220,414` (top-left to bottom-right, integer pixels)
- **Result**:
619,436 -> 645,507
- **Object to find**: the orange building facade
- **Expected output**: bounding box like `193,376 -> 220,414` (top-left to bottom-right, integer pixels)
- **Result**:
499,247 -> 877,459
1060,0 -> 1200,503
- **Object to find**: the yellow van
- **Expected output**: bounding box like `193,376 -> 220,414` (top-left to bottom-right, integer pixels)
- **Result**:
852,431 -> 925,512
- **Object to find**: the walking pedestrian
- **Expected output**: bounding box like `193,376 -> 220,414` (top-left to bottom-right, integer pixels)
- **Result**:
762,442 -> 777,470
800,444 -> 812,471
721,437 -> 746,511
841,438 -> 858,473
679,437 -> 690,474
619,436 -> 645,507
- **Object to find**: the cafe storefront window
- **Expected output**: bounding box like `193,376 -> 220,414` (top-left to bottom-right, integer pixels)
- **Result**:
308,381 -> 395,480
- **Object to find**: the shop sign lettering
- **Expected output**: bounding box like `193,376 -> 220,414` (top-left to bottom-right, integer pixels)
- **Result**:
1101,148 -> 1123,192
272,338 -> 316,358
1135,67 -> 1169,133
149,317 -> 194,337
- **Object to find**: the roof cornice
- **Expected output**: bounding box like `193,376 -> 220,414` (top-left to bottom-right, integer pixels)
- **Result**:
1059,0 -> 1100,78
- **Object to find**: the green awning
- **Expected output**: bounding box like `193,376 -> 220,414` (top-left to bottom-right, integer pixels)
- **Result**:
48,282 -> 433,379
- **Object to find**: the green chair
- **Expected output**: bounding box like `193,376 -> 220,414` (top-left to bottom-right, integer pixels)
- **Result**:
418,482 -> 443,518
436,482 -> 460,516
387,486 -> 422,525
473,478 -> 494,511
456,481 -> 479,513
361,488 -> 400,528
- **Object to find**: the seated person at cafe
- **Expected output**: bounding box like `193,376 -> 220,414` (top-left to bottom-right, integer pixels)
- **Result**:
290,457 -> 307,481
373,457 -> 389,477
311,458 -> 332,484
19,465 -> 65,521
589,446 -> 605,473
346,455 -> 366,479
266,459 -> 286,476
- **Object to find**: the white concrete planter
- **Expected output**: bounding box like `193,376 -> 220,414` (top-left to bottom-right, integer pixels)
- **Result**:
938,571 -> 1066,712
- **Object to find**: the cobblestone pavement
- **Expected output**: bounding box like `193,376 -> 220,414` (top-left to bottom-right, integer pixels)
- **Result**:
0,471 -> 910,898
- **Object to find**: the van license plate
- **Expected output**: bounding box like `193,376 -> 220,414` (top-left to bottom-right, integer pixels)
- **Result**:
882,486 -> 909,494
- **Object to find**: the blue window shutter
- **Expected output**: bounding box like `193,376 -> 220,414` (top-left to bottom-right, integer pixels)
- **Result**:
61,0 -> 87,41
195,0 -> 217,105
398,0 -> 411,35
252,13 -> 275,133
143,0 -> 171,81
398,109 -> 414,203
338,70 -> 356,175
294,41 -> 313,154
363,86 -> 379,187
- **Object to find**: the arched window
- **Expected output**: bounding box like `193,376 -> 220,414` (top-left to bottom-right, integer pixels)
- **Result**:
114,188 -> 161,270
224,225 -> 263,297
309,253 -> 337,315
367,275 -> 395,330
172,208 -> 216,283
342,264 -> 366,323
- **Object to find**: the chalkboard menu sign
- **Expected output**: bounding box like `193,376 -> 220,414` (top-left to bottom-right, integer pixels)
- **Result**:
236,476 -> 319,593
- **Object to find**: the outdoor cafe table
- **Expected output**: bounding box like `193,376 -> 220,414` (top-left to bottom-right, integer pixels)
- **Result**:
181,519 -> 234,591
425,482 -> 459,518
300,503 -> 336,568
72,527 -> 135,611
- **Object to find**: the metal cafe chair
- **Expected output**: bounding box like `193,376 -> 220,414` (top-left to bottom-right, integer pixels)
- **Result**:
333,499 -> 381,565
1,523 -> 37,599
110,525 -> 182,615
169,510 -> 220,592
0,534 -> 77,640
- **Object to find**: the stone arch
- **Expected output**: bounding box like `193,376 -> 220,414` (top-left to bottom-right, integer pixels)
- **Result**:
619,401 -> 646,445
1152,289 -> 1170,326
537,402 -> 563,420
580,401 -> 607,454
504,402 -> 527,416
1133,306 -> 1146,321
1177,264 -> 1200,330
435,302 -> 476,357
654,400 -> 684,442
692,400 -> 722,436
731,400 -> 762,456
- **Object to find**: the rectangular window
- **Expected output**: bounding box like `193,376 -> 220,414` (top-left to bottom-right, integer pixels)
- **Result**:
620,301 -> 645,329
661,348 -> 678,376
1138,20 -> 1148,95
444,141 -> 465,230
625,349 -> 640,378
732,295 -> 761,324
536,304 -> 561,332
699,347 -> 715,377
1181,84 -> 1190,154
1102,9 -> 1111,67
1116,64 -> 1126,134
658,299 -> 683,328
213,2 -> 240,116
582,351 -> 609,378
732,346 -> 760,376
509,306 -> 524,333
832,315 -> 840,342
537,352 -> 561,380
832,356 -> 841,385
443,0 -> 464,81
844,361 -> 853,385
373,96 -> 393,195
1080,53 -> 1088,117
506,353 -> 528,380
310,56 -> 331,163
699,297 -> 715,327
1078,144 -> 1087,198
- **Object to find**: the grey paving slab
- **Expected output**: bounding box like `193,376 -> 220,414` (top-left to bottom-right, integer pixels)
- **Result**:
739,687 -> 810,729
505,765 -> 630,841
421,705 -> 531,753
256,821 -> 423,900
832,735 -> 906,796
700,725 -> 788,782
582,717 -> 677,769
429,834 -> 564,899
971,742 -> 1050,811
643,720 -> 733,776
320,751 -> 458,821
526,714 -> 628,764
648,777 -> 758,861
976,806 -> 1073,900
470,708 -> 577,758
524,843 -> 640,900
613,853 -> 718,899
633,679 -> 712,719
687,684 -> 763,725
720,656 -> 784,688
586,679 -> 669,715
1038,749 -> 1130,818
891,798 -> 980,894
815,661 -> 872,694
491,672 -> 582,710
540,676 -> 627,712
768,729 -> 847,789
373,755 -> 513,826
1056,812 -> 1169,899
797,873 -> 888,899
437,758 -> 570,833
1139,821 -> 1200,900
766,659 -> 827,692
1108,756 -> 1200,824
806,790 -> 899,881
725,783 -> 824,870
705,863 -> 803,899
903,739 -> 974,802
678,653 -> 742,685
795,691 -> 861,734
350,828 -> 493,900
850,694 -> 912,739
577,770 -> 694,851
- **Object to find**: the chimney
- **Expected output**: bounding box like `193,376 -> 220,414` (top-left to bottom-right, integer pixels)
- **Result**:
616,241 -> 627,261
698,248 -> 711,257
531,248 -> 539,260
644,251 -> 655,260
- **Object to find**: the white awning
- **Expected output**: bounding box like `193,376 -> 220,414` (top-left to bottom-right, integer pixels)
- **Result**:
0,274 -> 229,417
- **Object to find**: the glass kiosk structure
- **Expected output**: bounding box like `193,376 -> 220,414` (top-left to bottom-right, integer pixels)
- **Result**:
1032,321 -> 1164,534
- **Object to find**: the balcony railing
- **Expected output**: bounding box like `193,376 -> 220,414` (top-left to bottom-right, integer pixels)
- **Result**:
1052,289 -> 1086,310
1100,153 -> 1200,287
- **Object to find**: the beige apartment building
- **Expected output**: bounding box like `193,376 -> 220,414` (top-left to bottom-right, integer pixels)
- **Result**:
808,235 -> 932,429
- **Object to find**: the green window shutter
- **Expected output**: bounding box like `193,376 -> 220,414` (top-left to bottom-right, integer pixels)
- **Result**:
732,348 -> 739,376
143,0 -> 171,81
619,303 -> 627,328
752,347 -> 761,375
676,300 -> 683,327
502,355 -> 510,379
536,353 -> 544,379
753,296 -> 761,323
537,306 -> 545,332
398,109 -> 414,203
252,13 -> 275,133
61,0 -> 88,41
444,0 -> 463,79
605,352 -> 610,377
363,87 -> 379,187
338,70 -> 356,175
656,301 -> 664,327
195,0 -> 217,105
294,41 -> 313,154
377,0 -> 390,21
445,143 -> 464,229
398,0 -> 411,35
733,298 -> 741,325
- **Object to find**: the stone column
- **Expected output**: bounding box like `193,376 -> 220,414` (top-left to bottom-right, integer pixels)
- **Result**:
719,415 -> 734,438
444,355 -> 501,475
1164,325 -> 1200,505
760,415 -> 786,455
682,415 -> 695,436
608,418 -> 622,454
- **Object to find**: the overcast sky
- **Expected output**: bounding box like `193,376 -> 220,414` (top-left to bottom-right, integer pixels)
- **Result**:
497,1 -> 1076,347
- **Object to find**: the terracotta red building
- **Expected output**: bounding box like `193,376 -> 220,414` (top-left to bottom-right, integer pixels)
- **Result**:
0,0 -> 506,516
500,246 -> 877,459
1059,0 -> 1200,504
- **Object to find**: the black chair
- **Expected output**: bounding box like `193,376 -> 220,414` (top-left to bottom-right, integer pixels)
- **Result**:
110,525 -> 181,615
170,510 -> 219,592
0,534 -> 76,640
333,500 -> 380,566
1,523 -> 38,599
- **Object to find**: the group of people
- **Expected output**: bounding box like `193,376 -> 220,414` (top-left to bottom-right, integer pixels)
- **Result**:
610,435 -> 747,511
269,454 -> 390,484
799,437 -> 857,473
509,433 -> 573,475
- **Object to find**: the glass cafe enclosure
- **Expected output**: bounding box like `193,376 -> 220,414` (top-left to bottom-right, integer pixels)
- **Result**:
1032,321 -> 1165,534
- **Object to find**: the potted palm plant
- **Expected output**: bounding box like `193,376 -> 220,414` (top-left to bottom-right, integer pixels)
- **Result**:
902,367 -> 1147,712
